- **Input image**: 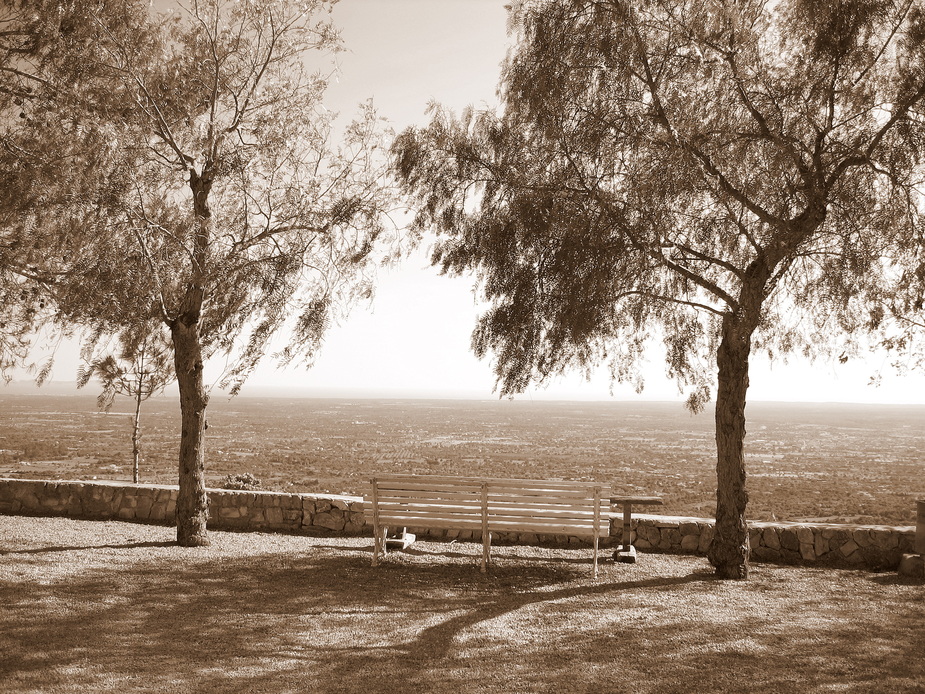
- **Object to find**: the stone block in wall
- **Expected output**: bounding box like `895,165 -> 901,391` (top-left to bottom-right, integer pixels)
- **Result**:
653,519 -> 679,529
681,534 -> 700,552
749,527 -> 762,548
85,485 -> 114,518
845,547 -> 866,565
852,529 -> 872,548
869,529 -> 899,550
315,499 -> 332,514
265,506 -> 284,527
344,512 -> 365,535
638,523 -> 661,545
314,509 -> 345,532
698,524 -> 714,553
218,505 -> 242,519
135,495 -> 154,520
658,527 -> 681,551
799,542 -> 816,561
779,529 -> 799,552
110,489 -> 125,515
679,522 -> 700,537
840,539 -> 860,557
829,529 -> 851,553
796,526 -> 814,546
763,527 -> 781,551
815,533 -> 828,559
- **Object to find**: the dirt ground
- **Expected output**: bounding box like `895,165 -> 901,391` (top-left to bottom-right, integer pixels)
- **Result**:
1,514 -> 923,694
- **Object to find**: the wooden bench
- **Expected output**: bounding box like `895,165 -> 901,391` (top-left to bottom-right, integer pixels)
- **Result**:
366,474 -> 612,577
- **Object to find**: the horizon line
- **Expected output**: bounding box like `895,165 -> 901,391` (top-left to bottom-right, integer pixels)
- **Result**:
3,379 -> 925,407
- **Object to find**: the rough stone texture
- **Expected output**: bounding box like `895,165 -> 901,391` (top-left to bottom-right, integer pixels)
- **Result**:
0,478 -> 917,571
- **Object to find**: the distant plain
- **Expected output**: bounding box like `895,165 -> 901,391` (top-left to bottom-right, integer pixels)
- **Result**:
1,394 -> 923,525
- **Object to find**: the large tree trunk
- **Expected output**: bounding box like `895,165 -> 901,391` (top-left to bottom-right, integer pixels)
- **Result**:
169,168 -> 213,546
707,311 -> 754,579
170,299 -> 210,547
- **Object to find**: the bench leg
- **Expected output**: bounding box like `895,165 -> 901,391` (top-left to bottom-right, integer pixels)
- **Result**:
372,525 -> 389,566
481,531 -> 492,573
593,532 -> 599,579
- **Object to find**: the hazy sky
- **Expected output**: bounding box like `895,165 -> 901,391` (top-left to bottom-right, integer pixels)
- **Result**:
9,0 -> 925,404
245,0 -> 925,404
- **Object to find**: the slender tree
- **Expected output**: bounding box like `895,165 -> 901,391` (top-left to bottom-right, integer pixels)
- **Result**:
78,324 -> 174,483
394,0 -> 925,578
6,0 -> 396,546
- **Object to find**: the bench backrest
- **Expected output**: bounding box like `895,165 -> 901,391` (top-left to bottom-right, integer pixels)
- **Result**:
367,474 -> 611,537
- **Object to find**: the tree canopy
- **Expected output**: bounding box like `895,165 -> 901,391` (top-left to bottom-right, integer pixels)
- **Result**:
1,0 -> 143,378
3,0 -> 397,545
394,0 -> 925,578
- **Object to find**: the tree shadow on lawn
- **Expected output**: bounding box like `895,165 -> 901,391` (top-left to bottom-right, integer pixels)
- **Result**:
1,540 -> 923,694
0,540 -> 175,555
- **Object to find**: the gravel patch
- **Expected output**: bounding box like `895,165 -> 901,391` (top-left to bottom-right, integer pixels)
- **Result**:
1,515 -> 923,694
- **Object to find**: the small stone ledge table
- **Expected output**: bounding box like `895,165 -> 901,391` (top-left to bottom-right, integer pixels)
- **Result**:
611,495 -> 664,563
898,499 -> 925,578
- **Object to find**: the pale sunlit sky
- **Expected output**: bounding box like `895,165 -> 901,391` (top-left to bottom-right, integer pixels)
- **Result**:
8,0 -> 925,404
248,0 -> 925,404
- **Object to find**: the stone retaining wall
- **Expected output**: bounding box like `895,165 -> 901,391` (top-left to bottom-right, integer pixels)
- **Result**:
0,478 -> 366,536
630,514 -> 916,571
0,478 -> 915,570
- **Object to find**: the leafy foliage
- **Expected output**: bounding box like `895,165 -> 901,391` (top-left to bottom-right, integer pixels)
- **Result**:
394,0 -> 925,577
77,325 -> 174,412
219,472 -> 262,491
3,0 -> 397,544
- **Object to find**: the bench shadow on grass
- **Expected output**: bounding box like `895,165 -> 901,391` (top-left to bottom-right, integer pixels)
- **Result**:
2,540 -> 922,694
0,539 -> 711,692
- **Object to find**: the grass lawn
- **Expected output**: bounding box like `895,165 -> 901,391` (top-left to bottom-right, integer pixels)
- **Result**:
1,515 -> 923,694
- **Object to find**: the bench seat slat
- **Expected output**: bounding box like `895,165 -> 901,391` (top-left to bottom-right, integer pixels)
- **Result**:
376,514 -> 599,536
377,515 -> 487,530
366,502 -> 605,519
487,507 -> 599,520
376,493 -> 604,510
376,491 -> 605,505
376,486 -> 607,502
485,493 -> 605,505
373,506 -> 602,523
374,490 -> 483,503
372,474 -> 608,492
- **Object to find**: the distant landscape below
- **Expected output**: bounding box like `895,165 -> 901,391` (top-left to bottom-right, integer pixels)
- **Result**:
1,393 -> 922,525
